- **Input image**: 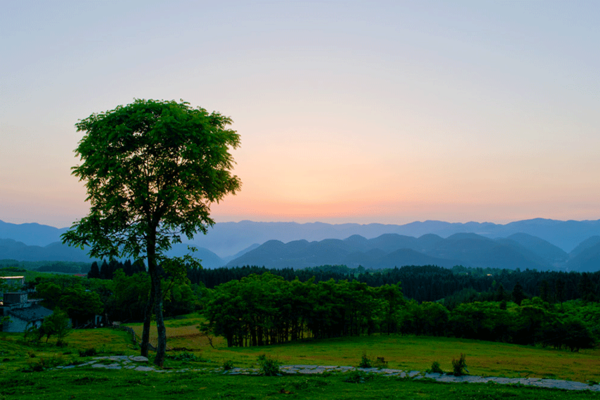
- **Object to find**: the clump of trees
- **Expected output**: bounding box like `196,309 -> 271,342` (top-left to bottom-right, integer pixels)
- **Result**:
202,273 -> 403,347
87,260 -> 146,279
32,267 -> 204,326
24,308 -> 71,345
201,270 -> 599,352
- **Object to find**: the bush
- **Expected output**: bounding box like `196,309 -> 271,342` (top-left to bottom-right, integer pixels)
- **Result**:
22,354 -> 65,372
222,360 -> 235,371
358,352 -> 372,368
257,354 -> 281,376
78,348 -> 97,357
452,353 -> 468,376
23,325 -> 43,343
373,357 -> 388,369
427,361 -> 444,374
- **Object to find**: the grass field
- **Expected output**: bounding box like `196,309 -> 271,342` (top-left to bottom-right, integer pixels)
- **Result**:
125,314 -> 600,383
1,314 -> 600,399
2,368 -> 600,400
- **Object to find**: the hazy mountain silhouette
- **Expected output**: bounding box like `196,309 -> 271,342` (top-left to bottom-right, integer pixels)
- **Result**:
0,238 -> 223,268
503,233 -> 568,264
566,242 -> 600,272
5,218 -> 600,263
0,238 -> 93,262
226,233 -> 559,270
0,220 -> 68,247
569,236 -> 600,258
162,218 -> 600,256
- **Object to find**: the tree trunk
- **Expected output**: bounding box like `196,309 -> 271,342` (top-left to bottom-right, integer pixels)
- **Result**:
153,274 -> 167,367
141,275 -> 155,357
146,226 -> 167,367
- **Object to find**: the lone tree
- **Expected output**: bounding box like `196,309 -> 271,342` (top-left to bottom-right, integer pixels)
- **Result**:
62,99 -> 241,366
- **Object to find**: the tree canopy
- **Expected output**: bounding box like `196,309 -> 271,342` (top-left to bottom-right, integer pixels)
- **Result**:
62,99 -> 241,365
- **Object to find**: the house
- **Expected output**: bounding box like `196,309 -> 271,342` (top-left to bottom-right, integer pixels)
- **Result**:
1,277 -> 53,332
0,276 -> 25,289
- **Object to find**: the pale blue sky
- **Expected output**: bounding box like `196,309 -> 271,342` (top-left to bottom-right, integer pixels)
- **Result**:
1,1 -> 599,227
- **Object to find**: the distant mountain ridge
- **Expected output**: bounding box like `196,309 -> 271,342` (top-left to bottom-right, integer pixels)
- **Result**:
0,238 -> 224,268
186,218 -> 600,256
0,220 -> 68,247
226,232 -> 598,272
3,218 -> 600,271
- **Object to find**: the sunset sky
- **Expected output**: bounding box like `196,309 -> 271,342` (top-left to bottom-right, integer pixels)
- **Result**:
1,1 -> 599,228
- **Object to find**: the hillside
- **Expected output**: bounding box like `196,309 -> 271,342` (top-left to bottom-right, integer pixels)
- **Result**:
8,218 -> 600,258
227,233 -> 556,270
0,238 -> 224,268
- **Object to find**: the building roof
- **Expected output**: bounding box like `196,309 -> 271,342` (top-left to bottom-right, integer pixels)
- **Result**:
8,305 -> 53,322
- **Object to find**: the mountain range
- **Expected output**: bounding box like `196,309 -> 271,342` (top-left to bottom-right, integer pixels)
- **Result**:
2,219 -> 600,272
225,232 -> 600,272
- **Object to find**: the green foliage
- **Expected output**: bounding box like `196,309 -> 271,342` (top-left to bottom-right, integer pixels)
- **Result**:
373,357 -> 388,369
452,353 -> 468,376
78,348 -> 97,357
222,359 -> 235,371
40,308 -> 72,344
358,352 -> 372,368
62,99 -> 241,261
62,99 -> 241,365
343,370 -> 373,383
257,354 -> 281,376
427,361 -> 444,374
36,283 -> 103,327
23,325 -> 43,343
110,270 -> 150,321
512,282 -> 526,305
21,354 -> 66,372
204,273 -> 401,347
165,351 -> 204,362
2,366 -> 598,399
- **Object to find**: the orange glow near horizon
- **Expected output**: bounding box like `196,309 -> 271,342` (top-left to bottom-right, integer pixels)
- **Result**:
2,2 -> 600,228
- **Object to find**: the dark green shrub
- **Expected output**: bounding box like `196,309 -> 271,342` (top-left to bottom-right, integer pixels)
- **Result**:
78,348 -> 97,357
222,360 -> 235,371
374,357 -> 388,369
427,361 -> 444,374
452,353 -> 468,376
257,354 -> 281,376
358,352 -> 372,368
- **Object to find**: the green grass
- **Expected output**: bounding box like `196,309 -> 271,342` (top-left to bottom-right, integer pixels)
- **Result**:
1,368 -> 600,400
2,318 -> 600,399
207,336 -> 600,382
123,318 -> 600,383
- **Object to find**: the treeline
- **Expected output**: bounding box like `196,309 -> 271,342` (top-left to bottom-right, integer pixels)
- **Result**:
0,259 -> 92,274
190,264 -> 600,304
86,260 -> 146,279
30,269 -> 203,327
202,272 -> 599,351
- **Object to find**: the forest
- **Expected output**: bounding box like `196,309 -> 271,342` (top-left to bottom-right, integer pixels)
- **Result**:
13,262 -> 600,350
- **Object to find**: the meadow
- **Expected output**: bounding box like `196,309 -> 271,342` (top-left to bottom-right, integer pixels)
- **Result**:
126,314 -> 600,383
2,314 -> 600,399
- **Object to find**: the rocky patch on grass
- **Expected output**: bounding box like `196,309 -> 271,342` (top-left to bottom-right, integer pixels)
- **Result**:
58,357 -> 600,392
